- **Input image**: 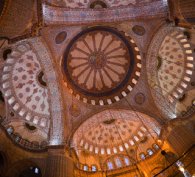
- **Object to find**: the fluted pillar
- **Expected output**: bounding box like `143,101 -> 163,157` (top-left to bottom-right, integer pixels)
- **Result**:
44,146 -> 74,177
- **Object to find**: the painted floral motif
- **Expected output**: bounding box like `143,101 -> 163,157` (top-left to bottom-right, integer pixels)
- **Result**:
47,0 -> 139,8
68,31 -> 129,92
63,27 -> 141,105
73,110 -> 160,155
157,31 -> 194,100
1,43 -> 50,127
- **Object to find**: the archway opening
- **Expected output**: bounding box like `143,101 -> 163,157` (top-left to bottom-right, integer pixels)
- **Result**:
19,167 -> 42,177
0,152 -> 6,177
0,153 -> 4,167
3,49 -> 12,61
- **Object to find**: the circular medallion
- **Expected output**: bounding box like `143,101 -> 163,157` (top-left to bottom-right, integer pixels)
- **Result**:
63,26 -> 141,105
132,25 -> 146,36
55,31 -> 67,44
69,104 -> 81,117
134,92 -> 145,105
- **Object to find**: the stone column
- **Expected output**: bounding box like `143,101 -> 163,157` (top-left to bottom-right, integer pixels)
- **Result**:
44,146 -> 74,177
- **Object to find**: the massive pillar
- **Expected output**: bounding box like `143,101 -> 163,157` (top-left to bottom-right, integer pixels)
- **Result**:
168,0 -> 195,27
44,146 -> 74,177
166,122 -> 195,155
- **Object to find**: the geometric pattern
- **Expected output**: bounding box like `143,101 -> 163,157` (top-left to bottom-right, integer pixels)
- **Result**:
63,26 -> 141,105
43,1 -> 168,25
147,26 -> 195,118
46,0 -> 137,8
1,43 -> 50,128
158,30 -> 194,102
5,120 -> 48,150
73,110 -> 160,156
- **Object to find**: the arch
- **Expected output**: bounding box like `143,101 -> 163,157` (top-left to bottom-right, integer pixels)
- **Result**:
0,37 -> 64,145
30,38 -> 64,145
68,108 -> 163,144
72,109 -> 161,154
2,48 -> 12,61
19,166 -> 42,177
43,1 -> 167,25
103,154 -> 135,171
91,164 -> 97,172
0,151 -> 7,176
4,120 -> 48,151
0,0 -> 6,17
71,109 -> 162,172
89,0 -> 107,9
0,89 -> 6,123
146,24 -> 194,118
5,159 -> 42,177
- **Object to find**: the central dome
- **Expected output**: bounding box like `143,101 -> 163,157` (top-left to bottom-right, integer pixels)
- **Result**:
63,26 -> 141,105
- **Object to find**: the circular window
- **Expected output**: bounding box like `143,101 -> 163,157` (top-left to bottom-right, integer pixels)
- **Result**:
63,26 -> 141,105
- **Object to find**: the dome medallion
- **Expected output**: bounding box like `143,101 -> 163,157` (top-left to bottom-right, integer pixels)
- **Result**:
63,26 -> 142,105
